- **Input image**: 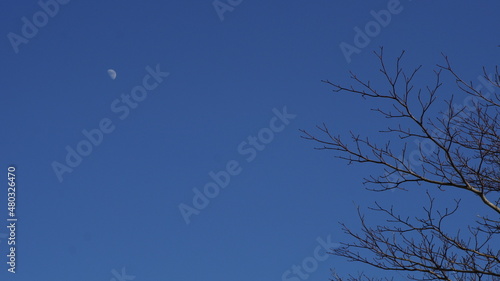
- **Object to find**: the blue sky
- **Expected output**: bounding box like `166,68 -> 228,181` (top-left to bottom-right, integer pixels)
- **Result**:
0,0 -> 499,280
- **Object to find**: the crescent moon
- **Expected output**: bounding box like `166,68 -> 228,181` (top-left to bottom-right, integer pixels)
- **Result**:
107,69 -> 117,80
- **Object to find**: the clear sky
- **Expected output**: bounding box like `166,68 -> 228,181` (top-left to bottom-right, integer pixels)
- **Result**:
0,0 -> 499,280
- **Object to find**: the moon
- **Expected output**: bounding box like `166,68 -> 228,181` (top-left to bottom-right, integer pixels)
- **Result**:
107,69 -> 117,80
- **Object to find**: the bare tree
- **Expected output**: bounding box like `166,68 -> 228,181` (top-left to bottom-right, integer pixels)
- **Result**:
301,48 -> 500,280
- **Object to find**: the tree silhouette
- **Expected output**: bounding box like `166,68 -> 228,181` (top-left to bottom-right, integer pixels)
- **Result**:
301,48 -> 500,280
